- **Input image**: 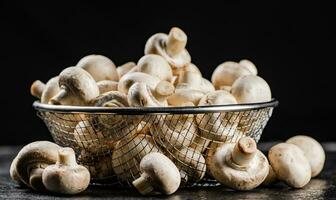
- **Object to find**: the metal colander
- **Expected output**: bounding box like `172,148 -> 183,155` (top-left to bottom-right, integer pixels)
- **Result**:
33,99 -> 278,187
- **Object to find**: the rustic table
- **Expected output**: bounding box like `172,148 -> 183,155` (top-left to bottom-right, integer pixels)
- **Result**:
1,143 -> 335,199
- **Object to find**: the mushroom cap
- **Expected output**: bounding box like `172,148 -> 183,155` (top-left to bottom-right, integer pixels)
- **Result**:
97,80 -> 118,94
127,82 -> 163,107
137,54 -> 173,82
239,59 -> 258,75
152,115 -> 197,150
209,142 -> 269,190
177,71 -> 215,93
10,156 -> 23,184
211,61 -> 252,89
116,61 -> 136,78
112,134 -> 160,182
30,80 -> 46,99
168,88 -> 205,106
90,91 -> 137,141
268,143 -> 311,188
50,67 -> 99,105
145,27 -> 191,68
172,147 -> 206,182
196,91 -> 238,141
231,75 -> 272,104
76,54 -> 119,82
42,147 -> 90,194
118,72 -> 160,94
198,90 -> 237,106
138,152 -> 181,194
14,141 -> 61,189
41,76 -> 60,104
286,135 -> 325,177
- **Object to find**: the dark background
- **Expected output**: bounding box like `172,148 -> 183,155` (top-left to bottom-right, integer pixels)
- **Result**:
0,2 -> 334,145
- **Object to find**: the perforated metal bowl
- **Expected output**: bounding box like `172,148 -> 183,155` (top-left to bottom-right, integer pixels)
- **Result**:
33,99 -> 278,187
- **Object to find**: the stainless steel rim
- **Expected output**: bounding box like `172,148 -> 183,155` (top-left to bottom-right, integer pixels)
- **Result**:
33,99 -> 278,114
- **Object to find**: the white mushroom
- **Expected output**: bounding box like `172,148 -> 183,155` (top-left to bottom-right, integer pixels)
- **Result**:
286,135 -> 325,177
127,82 -> 164,107
207,137 -> 269,190
211,61 -> 252,89
151,114 -> 197,150
42,147 -> 90,194
118,72 -> 160,94
76,54 -> 119,82
30,80 -> 45,99
97,80 -> 118,94
112,134 -> 160,183
196,91 -> 239,142
90,91 -> 138,141
116,61 -> 137,78
11,141 -> 61,191
168,88 -> 205,106
231,75 -> 272,104
132,152 -> 181,195
239,59 -> 258,75
49,67 -> 99,106
177,71 -> 215,93
170,147 -> 206,183
41,76 -> 60,104
145,27 -> 191,69
268,143 -> 311,188
137,54 -> 173,82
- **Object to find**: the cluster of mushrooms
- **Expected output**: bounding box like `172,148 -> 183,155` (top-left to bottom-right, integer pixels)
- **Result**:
10,27 -> 325,195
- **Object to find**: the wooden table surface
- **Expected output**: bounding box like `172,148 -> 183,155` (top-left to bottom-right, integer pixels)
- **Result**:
1,143 -> 335,199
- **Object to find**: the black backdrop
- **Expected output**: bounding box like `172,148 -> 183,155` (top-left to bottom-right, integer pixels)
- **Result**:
1,2 -> 334,145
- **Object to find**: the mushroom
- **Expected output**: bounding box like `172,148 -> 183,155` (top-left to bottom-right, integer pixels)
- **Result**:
132,152 -> 181,195
30,80 -> 45,99
145,27 -> 191,69
207,137 -> 269,190
239,59 -> 258,75
12,141 -> 61,191
268,143 -> 311,188
231,75 -> 272,104
112,134 -> 160,183
49,67 -> 99,106
219,85 -> 232,92
116,61 -> 137,78
42,147 -> 90,194
177,71 -> 215,93
196,91 -> 239,142
90,91 -> 138,141
211,61 -> 252,89
137,54 -> 173,82
170,147 -> 206,183
9,156 -> 24,185
168,88 -> 205,106
151,114 -> 197,150
97,80 -> 118,94
118,72 -> 160,94
128,82 -> 174,107
73,120 -> 114,153
41,76 -> 60,104
286,135 -> 325,177
76,54 -> 119,82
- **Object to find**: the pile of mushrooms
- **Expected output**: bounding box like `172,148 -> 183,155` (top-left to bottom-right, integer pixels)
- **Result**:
10,141 -> 90,194
23,26 -> 325,196
264,135 -> 325,188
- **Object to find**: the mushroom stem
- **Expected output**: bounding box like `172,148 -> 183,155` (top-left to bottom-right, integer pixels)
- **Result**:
49,87 -> 70,105
30,80 -> 46,99
132,173 -> 154,195
57,148 -> 77,166
153,81 -> 175,102
166,27 -> 187,56
231,137 -> 257,167
29,168 -> 45,191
